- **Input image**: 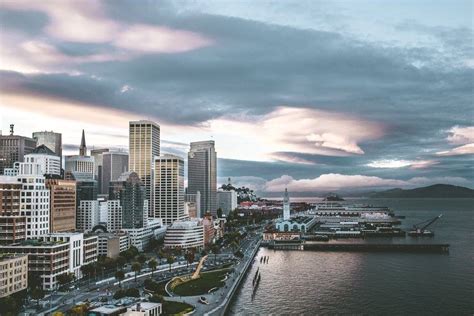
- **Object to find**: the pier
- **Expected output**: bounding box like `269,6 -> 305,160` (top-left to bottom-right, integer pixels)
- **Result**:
304,243 -> 450,253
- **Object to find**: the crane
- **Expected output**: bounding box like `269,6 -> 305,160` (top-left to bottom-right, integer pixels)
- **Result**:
408,214 -> 442,237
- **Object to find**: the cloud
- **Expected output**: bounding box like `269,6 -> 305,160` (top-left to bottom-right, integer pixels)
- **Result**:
366,159 -> 438,169
436,144 -> 474,156
263,174 -> 471,192
436,126 -> 474,156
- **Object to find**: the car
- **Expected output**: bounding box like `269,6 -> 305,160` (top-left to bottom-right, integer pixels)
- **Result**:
199,296 -> 209,305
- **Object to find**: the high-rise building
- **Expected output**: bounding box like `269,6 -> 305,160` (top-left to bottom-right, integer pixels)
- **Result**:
15,161 -> 50,238
188,141 -> 217,217
32,131 -> 62,167
283,188 -> 290,220
90,148 -> 109,194
46,179 -> 76,232
129,120 -> 160,215
154,154 -> 187,225
0,125 -> 36,175
109,172 -> 147,229
25,145 -> 61,176
75,179 -> 98,231
65,130 -> 95,180
0,254 -> 28,298
0,177 -> 26,244
102,151 -> 129,195
217,190 -> 238,216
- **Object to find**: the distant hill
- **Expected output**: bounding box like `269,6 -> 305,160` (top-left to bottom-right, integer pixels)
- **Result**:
370,184 -> 474,198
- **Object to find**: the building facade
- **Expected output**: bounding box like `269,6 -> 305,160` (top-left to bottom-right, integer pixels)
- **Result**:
184,192 -> 201,218
109,172 -> 147,229
96,232 -> 129,258
32,131 -> 62,167
0,129 -> 36,175
216,190 -> 238,215
65,156 -> 95,180
0,254 -> 28,298
90,148 -> 109,195
188,141 -> 217,217
129,121 -> 160,215
0,178 -> 26,244
46,179 -> 76,232
77,200 -> 99,232
102,151 -> 129,195
164,219 -> 204,249
25,145 -> 61,176
153,155 -> 187,225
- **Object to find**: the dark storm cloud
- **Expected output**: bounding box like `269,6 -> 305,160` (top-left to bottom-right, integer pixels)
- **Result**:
1,1 -> 472,187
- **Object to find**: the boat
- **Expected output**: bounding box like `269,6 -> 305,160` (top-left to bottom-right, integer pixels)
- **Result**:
409,214 -> 442,237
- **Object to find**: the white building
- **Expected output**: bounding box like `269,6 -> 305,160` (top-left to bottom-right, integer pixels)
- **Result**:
122,218 -> 166,251
153,154 -> 187,225
104,199 -> 122,232
164,219 -> 204,249
124,302 -> 162,316
77,200 -> 99,232
15,161 -> 50,238
0,232 -> 98,290
96,232 -> 129,258
216,190 -> 238,215
24,145 -> 61,176
65,155 -> 95,180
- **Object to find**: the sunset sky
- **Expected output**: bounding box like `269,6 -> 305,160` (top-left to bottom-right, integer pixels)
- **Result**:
0,0 -> 472,193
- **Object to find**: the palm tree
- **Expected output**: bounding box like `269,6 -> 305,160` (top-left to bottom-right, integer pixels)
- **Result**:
185,251 -> 195,268
211,244 -> 220,264
131,262 -> 141,282
148,259 -> 158,277
166,256 -> 175,272
115,270 -> 125,287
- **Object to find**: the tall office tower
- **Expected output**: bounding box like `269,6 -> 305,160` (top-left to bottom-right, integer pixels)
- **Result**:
101,151 -> 129,195
46,179 -> 76,232
283,188 -> 290,220
32,131 -> 62,167
154,154 -> 187,225
25,145 -> 61,176
0,125 -> 36,175
109,172 -> 147,229
0,177 -> 26,244
79,129 -> 87,156
185,191 -> 201,218
90,148 -> 109,194
15,161 -> 50,238
129,120 -> 160,214
188,140 -> 217,217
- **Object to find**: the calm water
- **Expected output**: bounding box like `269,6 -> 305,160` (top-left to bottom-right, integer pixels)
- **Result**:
229,199 -> 474,315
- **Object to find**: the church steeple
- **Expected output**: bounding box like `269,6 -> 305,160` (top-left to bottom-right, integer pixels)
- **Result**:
79,129 -> 87,156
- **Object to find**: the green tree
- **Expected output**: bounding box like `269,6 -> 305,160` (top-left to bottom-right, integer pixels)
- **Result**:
137,254 -> 147,265
116,256 -> 126,269
31,287 -> 45,307
217,208 -> 223,218
166,256 -> 175,272
125,288 -> 140,297
115,270 -> 125,287
185,251 -> 195,268
131,262 -> 142,282
211,244 -> 220,264
0,296 -> 19,315
148,259 -> 158,277
57,272 -> 74,289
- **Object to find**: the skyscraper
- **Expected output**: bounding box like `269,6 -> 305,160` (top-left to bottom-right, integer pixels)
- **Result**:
90,148 -> 109,194
154,154 -> 187,225
109,171 -> 147,229
129,120 -> 160,215
46,179 -> 76,232
32,131 -> 62,167
102,151 -> 129,195
0,125 -> 36,175
188,140 -> 217,217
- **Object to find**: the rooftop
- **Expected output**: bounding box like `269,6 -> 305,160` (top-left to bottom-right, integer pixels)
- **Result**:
30,144 -> 57,156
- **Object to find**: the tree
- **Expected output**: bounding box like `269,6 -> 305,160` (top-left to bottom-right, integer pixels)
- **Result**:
125,288 -> 140,297
131,262 -> 142,282
217,208 -> 223,218
57,273 -> 74,289
0,296 -> 19,315
137,254 -> 147,265
116,256 -> 126,269
211,244 -> 220,264
185,251 -> 195,268
166,256 -> 175,272
30,287 -> 45,307
148,259 -> 158,277
115,270 -> 125,287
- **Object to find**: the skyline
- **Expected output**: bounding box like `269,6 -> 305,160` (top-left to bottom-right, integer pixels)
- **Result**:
0,0 -> 473,193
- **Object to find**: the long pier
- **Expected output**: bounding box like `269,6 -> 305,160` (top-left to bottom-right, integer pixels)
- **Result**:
304,243 -> 450,253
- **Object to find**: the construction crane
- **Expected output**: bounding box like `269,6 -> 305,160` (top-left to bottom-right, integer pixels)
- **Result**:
408,214 -> 443,237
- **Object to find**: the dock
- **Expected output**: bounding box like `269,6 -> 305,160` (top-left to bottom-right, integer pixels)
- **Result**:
304,243 -> 450,253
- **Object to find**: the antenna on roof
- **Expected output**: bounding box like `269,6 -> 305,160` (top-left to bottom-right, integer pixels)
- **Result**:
9,124 -> 14,135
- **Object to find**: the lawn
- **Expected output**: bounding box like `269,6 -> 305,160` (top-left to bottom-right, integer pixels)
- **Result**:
172,268 -> 232,296
162,300 -> 194,315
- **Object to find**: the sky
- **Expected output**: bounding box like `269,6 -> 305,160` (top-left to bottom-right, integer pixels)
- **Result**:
0,0 -> 473,194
